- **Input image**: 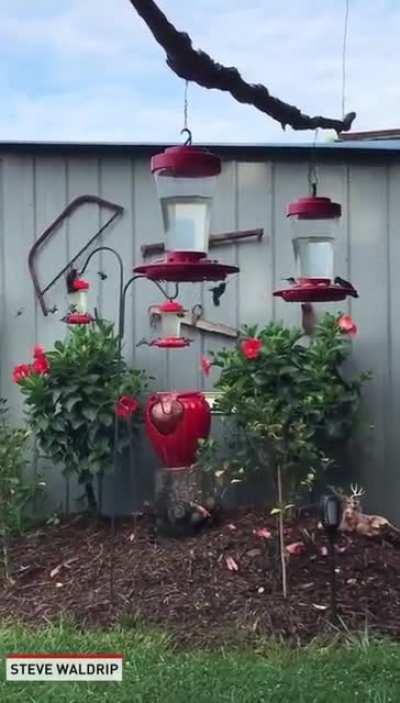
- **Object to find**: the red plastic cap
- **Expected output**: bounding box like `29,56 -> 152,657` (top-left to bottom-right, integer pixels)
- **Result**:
159,301 -> 185,314
151,145 -> 221,178
287,196 -> 341,220
71,278 -> 89,291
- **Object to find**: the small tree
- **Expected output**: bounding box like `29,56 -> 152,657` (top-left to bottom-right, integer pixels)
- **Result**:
13,320 -> 150,512
198,313 -> 369,596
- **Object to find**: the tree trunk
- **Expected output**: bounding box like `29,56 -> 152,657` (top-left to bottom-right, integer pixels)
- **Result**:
155,467 -> 207,537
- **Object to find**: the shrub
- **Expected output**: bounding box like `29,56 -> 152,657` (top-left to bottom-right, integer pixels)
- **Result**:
198,313 -> 370,502
14,320 -> 150,511
0,400 -> 42,578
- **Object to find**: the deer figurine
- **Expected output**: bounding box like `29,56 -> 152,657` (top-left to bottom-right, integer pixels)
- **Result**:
339,484 -> 400,541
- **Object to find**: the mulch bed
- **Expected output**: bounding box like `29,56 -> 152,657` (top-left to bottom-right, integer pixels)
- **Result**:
1,509 -> 400,646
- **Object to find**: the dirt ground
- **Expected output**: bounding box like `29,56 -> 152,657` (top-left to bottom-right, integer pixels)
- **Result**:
1,508 -> 400,646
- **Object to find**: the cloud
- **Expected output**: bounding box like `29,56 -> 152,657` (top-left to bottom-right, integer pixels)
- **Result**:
0,0 -> 398,143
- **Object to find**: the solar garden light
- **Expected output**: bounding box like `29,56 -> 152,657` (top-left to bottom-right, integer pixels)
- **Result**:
320,494 -> 342,625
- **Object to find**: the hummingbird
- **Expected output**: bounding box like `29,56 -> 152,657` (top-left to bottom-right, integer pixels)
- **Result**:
209,282 -> 226,306
98,271 -> 108,281
334,276 -> 359,298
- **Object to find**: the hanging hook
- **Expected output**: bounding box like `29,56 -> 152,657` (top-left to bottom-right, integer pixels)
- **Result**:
180,127 -> 192,146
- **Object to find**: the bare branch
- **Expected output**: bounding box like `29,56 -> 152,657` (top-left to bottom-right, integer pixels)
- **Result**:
128,0 -> 356,133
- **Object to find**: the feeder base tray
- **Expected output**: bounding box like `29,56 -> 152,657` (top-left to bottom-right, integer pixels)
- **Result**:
134,251 -> 239,283
150,337 -> 191,349
273,277 -> 356,303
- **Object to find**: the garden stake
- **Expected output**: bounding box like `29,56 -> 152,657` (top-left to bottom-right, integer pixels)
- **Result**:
320,494 -> 342,625
276,464 -> 288,599
328,532 -> 338,625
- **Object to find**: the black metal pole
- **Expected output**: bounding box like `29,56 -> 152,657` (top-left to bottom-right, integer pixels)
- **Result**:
328,533 -> 338,625
75,248 -> 175,602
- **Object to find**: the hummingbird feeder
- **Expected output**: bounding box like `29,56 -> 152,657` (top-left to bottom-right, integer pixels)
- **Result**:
63,270 -> 94,325
134,138 -> 239,283
150,300 -> 191,349
274,194 -> 358,303
68,276 -> 90,313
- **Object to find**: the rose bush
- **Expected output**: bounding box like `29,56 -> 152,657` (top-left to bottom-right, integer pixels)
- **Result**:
198,313 -> 370,500
14,320 -> 150,511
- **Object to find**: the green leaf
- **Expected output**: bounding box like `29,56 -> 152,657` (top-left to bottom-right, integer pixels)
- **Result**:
82,407 -> 97,422
99,413 -> 113,427
64,395 -> 81,413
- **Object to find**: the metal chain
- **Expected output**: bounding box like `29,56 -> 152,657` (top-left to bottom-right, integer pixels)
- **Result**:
308,128 -> 319,196
183,79 -> 189,131
341,0 -> 350,119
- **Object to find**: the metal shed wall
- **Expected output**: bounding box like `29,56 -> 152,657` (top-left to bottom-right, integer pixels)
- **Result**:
0,143 -> 399,519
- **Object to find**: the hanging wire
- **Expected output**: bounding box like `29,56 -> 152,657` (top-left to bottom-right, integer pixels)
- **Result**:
341,0 -> 350,119
180,80 -> 192,145
308,128 -> 319,196
183,79 -> 189,131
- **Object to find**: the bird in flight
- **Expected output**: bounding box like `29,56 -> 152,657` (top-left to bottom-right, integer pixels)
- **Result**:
209,282 -> 226,306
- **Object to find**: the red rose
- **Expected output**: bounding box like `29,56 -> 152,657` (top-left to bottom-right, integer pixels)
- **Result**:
200,355 -> 212,376
241,338 -> 263,360
33,345 -> 45,359
115,395 -> 139,418
71,278 -> 90,291
32,354 -> 50,375
12,364 -> 32,383
338,314 -> 357,336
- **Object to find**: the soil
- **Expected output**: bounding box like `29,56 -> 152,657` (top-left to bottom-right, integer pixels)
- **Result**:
1,508 -> 400,646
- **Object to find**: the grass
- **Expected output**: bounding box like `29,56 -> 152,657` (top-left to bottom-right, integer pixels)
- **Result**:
0,623 -> 399,702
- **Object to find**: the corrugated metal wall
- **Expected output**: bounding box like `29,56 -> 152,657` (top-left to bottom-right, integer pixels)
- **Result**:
0,147 -> 399,519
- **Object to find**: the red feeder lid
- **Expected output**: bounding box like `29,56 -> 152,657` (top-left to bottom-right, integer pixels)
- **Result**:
71,278 -> 90,291
151,145 -> 221,178
287,196 -> 341,220
151,336 -> 191,349
159,301 -> 185,314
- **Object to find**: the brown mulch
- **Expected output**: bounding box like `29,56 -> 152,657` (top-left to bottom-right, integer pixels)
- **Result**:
1,509 -> 400,646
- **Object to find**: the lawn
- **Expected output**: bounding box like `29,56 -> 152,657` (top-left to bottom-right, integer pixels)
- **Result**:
0,624 -> 399,702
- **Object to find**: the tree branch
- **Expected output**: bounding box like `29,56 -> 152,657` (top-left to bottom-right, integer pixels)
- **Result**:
128,0 -> 356,133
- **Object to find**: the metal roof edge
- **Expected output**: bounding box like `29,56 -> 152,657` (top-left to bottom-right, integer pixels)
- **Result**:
0,140 -> 399,161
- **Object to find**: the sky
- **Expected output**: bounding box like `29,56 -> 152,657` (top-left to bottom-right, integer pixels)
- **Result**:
0,0 -> 399,144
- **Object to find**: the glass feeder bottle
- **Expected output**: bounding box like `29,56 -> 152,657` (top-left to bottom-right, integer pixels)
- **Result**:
151,145 -> 221,256
69,280 -> 89,313
159,300 -> 185,339
287,196 -> 341,281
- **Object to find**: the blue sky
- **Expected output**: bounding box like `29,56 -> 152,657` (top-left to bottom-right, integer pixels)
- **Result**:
0,0 -> 399,143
